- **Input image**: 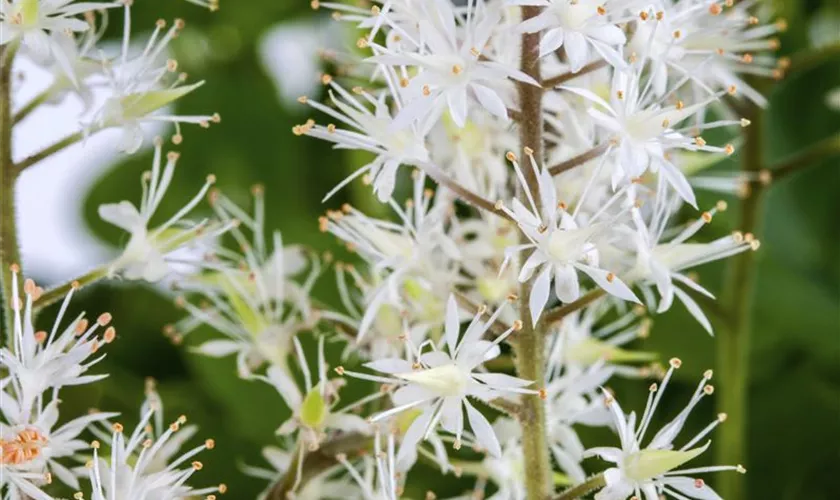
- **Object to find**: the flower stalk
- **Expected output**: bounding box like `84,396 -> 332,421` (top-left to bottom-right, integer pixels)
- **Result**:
514,6 -> 552,500
551,473 -> 606,500
717,103 -> 764,500
0,42 -> 20,341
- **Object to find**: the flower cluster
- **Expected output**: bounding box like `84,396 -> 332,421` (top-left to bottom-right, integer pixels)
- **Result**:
2,0 -> 789,499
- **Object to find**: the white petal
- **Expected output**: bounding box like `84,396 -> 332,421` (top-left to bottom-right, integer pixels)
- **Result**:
192,340 -> 242,358
464,399 -> 501,457
674,287 -> 713,335
529,265 -> 552,325
445,294 -> 460,355
554,263 -> 580,303
364,358 -> 414,374
576,263 -> 640,303
471,83 -> 508,120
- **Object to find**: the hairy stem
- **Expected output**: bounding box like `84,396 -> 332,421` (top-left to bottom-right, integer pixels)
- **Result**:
1,42 -> 20,341
15,130 -> 84,173
548,143 -> 609,176
542,289 -> 605,327
422,162 -> 513,222
551,473 -> 607,500
32,264 -> 110,315
514,7 -> 552,500
12,87 -> 51,125
541,60 -> 607,89
717,104 -> 764,500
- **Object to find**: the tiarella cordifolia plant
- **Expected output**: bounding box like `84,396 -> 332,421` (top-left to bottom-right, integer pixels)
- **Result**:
2,1 -> 835,500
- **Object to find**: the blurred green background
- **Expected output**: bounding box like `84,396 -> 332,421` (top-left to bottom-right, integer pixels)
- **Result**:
29,0 -> 840,498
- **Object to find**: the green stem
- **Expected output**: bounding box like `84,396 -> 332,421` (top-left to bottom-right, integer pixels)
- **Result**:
15,130 -> 85,173
32,264 -> 110,315
12,87 -> 51,125
515,6 -> 552,500
769,133 -> 840,181
1,42 -> 20,342
717,104 -> 764,500
551,473 -> 607,500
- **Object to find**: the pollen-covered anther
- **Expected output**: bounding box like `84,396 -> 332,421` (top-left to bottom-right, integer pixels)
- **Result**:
558,201 -> 568,210
669,357 -> 682,369
672,30 -> 681,39
96,313 -> 112,326
470,47 -> 480,57
506,293 -> 518,302
655,10 -> 664,20
694,136 -> 707,147
759,169 -> 772,185
704,369 -> 714,379
661,118 -> 670,128
192,461 -> 203,471
742,53 -> 753,64
512,320 -> 523,331
606,272 -> 616,283
205,438 -> 215,449
616,90 -> 624,100
709,3 -> 722,15
505,151 -> 517,162
356,37 -> 368,48
727,85 -> 737,95
703,384 -> 715,395
694,478 -> 705,489
701,211 -> 712,223
451,64 -> 463,75
326,124 -> 336,133
675,100 -> 685,110
725,144 -> 735,155
649,383 -> 658,392
524,146 -> 534,156
103,327 -> 116,343
425,492 -> 437,500
172,133 -> 183,145
334,366 -> 346,376
538,388 -> 547,400
422,85 -> 431,96
321,74 -> 333,85
596,5 -> 606,15
740,118 -> 751,127
736,464 -> 747,474
718,412 -> 728,422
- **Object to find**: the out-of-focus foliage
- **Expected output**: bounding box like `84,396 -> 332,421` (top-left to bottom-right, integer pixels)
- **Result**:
27,0 -> 837,498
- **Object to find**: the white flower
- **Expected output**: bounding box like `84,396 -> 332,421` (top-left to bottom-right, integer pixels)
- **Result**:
335,430 -> 400,500
369,0 -> 538,129
262,335 -> 370,449
340,295 -> 536,460
625,198 -> 758,333
98,140 -> 223,282
174,188 -> 319,376
586,358 -> 745,500
0,270 -> 115,418
295,76 -> 429,202
512,0 -> 627,71
1,399 -> 116,496
628,0 -> 784,107
0,0 -> 119,84
321,171 -> 462,342
562,67 -> 746,206
91,5 -> 218,153
501,156 -> 640,325
84,384 -> 224,500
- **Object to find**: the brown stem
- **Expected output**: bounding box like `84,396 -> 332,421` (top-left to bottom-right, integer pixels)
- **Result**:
541,289 -> 606,327
514,7 -> 552,500
547,143 -> 609,176
541,60 -> 607,89
421,162 -> 513,222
